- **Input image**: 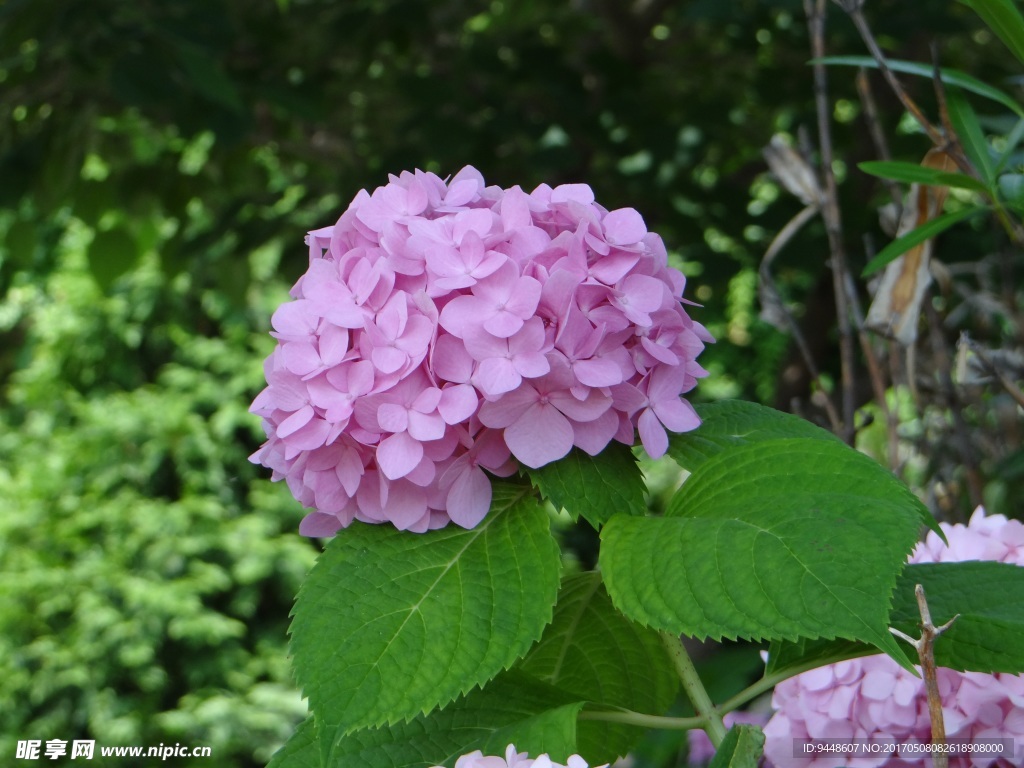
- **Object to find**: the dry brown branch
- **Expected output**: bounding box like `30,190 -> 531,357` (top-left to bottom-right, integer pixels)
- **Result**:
805,0 -> 858,443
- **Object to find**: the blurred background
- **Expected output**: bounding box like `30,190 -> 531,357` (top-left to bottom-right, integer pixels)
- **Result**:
1,1 -> 1021,765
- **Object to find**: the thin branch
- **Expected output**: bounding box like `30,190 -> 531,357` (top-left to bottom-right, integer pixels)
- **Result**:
856,68 -> 903,215
843,6 -> 949,151
889,584 -> 959,768
962,333 -> 1024,408
805,0 -> 858,443
926,302 -> 985,508
577,709 -> 704,731
847,263 -> 900,469
760,204 -> 844,433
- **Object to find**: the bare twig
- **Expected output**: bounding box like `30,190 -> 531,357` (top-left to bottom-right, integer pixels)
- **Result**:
855,69 -> 903,216
847,265 -> 900,469
760,204 -> 844,433
961,333 -> 1024,408
843,7 -> 948,148
889,585 -> 959,768
926,303 -> 985,507
805,0 -> 858,443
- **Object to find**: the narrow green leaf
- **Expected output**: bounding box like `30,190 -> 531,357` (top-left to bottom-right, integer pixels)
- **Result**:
861,205 -> 987,277
600,440 -> 924,668
963,0 -> 1024,65
945,88 -> 996,183
519,572 -> 678,763
667,400 -> 839,473
815,55 -> 1024,118
267,717 -> 320,768
858,160 -> 989,192
527,443 -> 646,528
707,724 -> 765,768
290,480 -> 562,757
892,562 -> 1024,673
328,672 -> 584,768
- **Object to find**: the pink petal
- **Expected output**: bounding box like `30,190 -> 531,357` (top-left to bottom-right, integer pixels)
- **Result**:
438,384 -> 478,424
638,408 -> 668,458
446,465 -> 492,528
376,431 -> 424,480
474,357 -> 521,396
602,207 -> 647,245
478,384 -> 539,428
504,403 -> 574,468
573,357 -> 623,387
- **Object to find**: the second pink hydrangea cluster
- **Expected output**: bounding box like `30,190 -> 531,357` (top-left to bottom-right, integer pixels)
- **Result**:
763,508 -> 1024,768
250,167 -> 710,535
432,744 -> 605,768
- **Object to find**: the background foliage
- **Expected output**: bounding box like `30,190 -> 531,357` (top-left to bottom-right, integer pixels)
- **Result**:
1,1 -> 1020,766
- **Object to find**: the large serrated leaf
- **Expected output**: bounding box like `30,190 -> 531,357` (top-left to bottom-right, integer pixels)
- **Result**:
600,440 -> 924,667
519,572 -> 678,763
267,717 -> 320,768
328,672 -> 583,768
892,562 -> 1024,674
290,480 -> 562,759
667,400 -> 839,472
527,444 -> 646,528
707,724 -> 765,768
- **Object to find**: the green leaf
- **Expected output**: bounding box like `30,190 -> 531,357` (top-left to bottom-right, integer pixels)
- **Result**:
765,636 -> 876,678
527,443 -> 646,528
290,480 -> 562,759
519,572 -> 678,763
600,440 -> 925,668
707,724 -> 765,768
857,160 -> 989,192
328,672 -> 584,768
815,55 -> 1024,117
767,560 -> 1024,679
945,88 -> 996,183
668,401 -> 840,473
87,226 -> 139,290
963,0 -> 1024,65
861,205 -> 987,277
267,717 -> 320,768
892,562 -> 1024,673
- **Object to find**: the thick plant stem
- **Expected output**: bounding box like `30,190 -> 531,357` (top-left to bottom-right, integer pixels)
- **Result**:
660,632 -> 728,747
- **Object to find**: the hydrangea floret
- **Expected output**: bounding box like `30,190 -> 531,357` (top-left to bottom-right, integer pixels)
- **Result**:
250,167 -> 710,534
762,508 -> 1024,768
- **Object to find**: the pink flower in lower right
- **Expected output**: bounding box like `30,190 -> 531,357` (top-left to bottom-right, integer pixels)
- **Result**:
762,507 -> 1024,768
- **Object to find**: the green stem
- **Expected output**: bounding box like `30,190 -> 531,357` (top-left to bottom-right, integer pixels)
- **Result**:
659,632 -> 728,747
577,709 -> 705,731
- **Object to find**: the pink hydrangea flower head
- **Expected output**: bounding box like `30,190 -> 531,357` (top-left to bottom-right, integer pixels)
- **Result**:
431,744 -> 608,768
762,508 -> 1024,768
250,167 -> 710,533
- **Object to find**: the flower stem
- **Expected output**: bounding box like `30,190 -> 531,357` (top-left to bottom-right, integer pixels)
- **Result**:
577,709 -> 705,731
660,632 -> 728,747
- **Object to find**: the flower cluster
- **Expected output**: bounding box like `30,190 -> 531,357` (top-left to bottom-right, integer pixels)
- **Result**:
250,167 -> 710,534
763,508 -> 1024,768
431,744 -> 606,768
